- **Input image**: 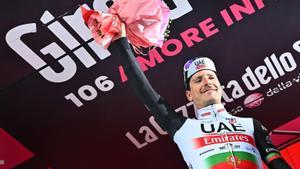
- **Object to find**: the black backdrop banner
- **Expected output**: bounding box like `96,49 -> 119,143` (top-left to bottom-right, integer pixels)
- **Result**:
1,0 -> 300,169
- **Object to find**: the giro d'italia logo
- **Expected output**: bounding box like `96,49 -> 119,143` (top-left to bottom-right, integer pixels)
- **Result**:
243,70 -> 300,110
243,93 -> 264,108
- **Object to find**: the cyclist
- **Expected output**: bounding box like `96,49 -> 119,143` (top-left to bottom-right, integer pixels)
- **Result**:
114,26 -> 292,169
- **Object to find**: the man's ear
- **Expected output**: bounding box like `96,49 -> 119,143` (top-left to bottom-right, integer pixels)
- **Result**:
185,90 -> 193,102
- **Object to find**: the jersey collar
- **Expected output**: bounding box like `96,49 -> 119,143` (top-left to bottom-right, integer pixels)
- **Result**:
196,104 -> 227,120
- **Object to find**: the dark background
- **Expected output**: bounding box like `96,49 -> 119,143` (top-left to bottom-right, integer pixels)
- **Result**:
1,0 -> 299,168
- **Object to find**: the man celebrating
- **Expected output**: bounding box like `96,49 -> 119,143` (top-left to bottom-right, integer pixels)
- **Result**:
82,3 -> 291,167
113,26 -> 292,169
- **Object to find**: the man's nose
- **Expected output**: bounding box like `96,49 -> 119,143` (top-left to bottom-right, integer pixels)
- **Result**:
203,76 -> 212,86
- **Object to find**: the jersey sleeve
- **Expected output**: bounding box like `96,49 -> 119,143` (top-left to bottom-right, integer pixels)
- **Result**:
114,37 -> 186,138
253,119 -> 292,169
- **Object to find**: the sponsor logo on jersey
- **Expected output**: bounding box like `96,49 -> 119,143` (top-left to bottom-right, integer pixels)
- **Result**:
226,118 -> 237,124
246,146 -> 257,154
200,122 -> 246,133
265,148 -> 278,153
218,144 -> 240,151
199,148 -> 215,156
266,135 -> 273,144
193,134 -> 255,149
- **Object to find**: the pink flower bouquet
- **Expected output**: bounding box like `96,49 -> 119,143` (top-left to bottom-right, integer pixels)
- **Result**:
81,0 -> 170,50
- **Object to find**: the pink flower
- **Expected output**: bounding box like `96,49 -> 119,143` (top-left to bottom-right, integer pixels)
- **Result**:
81,7 -> 122,48
81,0 -> 170,50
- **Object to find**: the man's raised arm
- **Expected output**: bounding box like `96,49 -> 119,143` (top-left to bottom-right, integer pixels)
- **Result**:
113,36 -> 186,138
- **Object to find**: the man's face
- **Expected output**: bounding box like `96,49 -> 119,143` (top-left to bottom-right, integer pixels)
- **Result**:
185,70 -> 222,109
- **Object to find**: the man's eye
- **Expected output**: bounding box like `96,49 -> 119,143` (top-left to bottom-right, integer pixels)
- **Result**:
209,76 -> 215,79
194,79 -> 201,83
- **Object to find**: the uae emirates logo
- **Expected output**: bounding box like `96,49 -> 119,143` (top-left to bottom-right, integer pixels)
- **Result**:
194,60 -> 206,70
196,64 -> 206,70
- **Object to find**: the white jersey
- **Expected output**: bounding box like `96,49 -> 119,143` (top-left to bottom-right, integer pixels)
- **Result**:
116,38 -> 290,169
174,104 -> 263,169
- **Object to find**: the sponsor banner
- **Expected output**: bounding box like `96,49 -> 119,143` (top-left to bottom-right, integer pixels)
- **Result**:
0,0 -> 300,168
